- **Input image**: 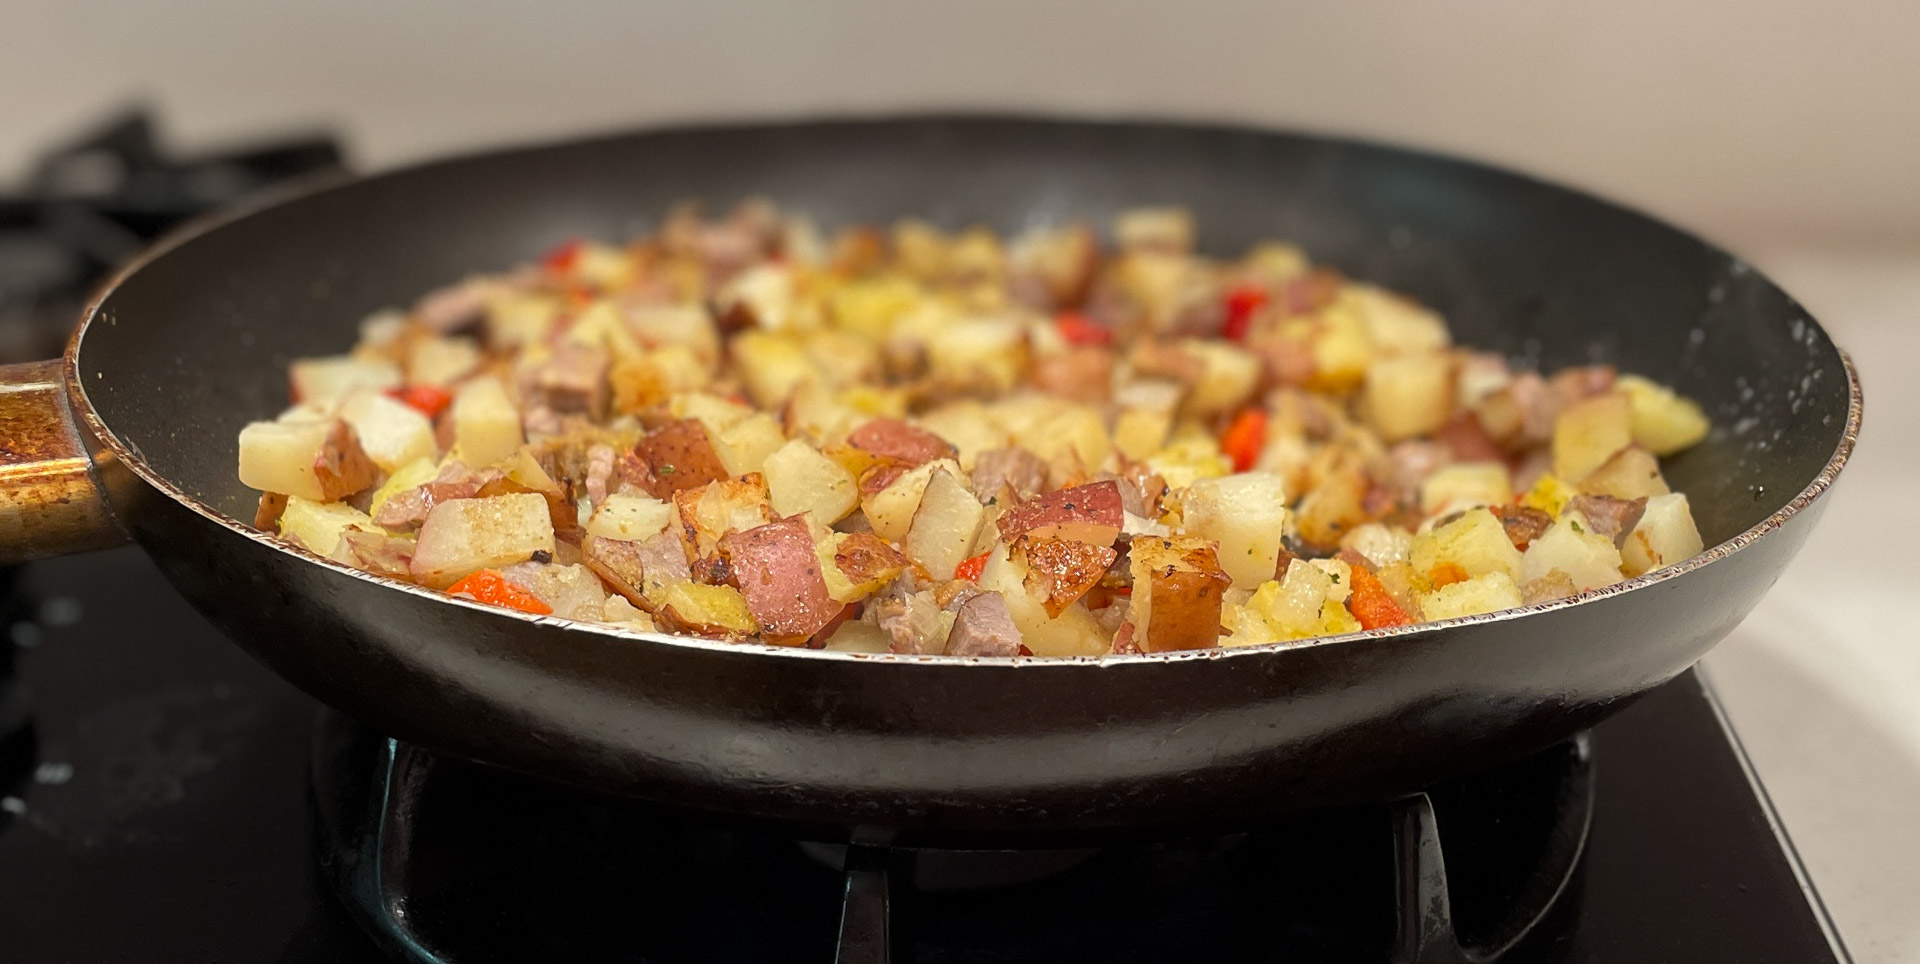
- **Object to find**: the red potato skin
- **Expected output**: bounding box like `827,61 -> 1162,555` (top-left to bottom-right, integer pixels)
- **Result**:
833,532 -> 910,588
633,419 -> 731,498
847,418 -> 956,467
1017,537 -> 1118,618
719,516 -> 841,646
995,480 -> 1124,546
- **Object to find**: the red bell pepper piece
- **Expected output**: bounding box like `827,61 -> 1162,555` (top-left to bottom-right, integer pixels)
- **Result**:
541,238 -> 585,274
387,384 -> 453,419
953,551 -> 990,583
447,569 -> 554,616
1346,566 -> 1414,630
1221,283 -> 1270,342
1054,312 -> 1113,347
1220,407 -> 1269,472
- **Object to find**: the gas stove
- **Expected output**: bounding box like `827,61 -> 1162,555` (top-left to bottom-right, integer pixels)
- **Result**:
0,547 -> 1852,962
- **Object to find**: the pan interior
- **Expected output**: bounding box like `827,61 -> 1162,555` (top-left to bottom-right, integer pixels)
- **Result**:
74,117 -> 1851,549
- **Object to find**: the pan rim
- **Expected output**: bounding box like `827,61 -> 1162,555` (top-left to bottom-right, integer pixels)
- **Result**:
63,111 -> 1865,668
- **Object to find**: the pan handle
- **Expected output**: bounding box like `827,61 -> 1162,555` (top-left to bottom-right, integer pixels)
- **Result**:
0,360 -> 129,564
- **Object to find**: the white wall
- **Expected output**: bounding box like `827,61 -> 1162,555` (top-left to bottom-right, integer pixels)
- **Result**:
3,1 -> 1916,252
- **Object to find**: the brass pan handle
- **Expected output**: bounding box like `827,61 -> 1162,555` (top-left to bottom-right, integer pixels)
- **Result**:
0,360 -> 129,564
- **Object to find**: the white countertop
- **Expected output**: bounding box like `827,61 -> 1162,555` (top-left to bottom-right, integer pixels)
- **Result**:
1700,245 -> 1919,963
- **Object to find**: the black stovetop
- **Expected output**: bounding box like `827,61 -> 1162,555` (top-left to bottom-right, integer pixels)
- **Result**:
0,547 -> 1850,962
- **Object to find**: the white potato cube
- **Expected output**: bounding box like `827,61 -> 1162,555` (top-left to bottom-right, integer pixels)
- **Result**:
585,493 -> 675,542
1182,472 -> 1289,588
450,376 -> 523,468
1618,375 -> 1711,456
904,467 -> 986,580
1418,571 -> 1522,620
1620,493 -> 1705,576
1409,508 -> 1522,582
339,389 -> 437,473
1520,512 -> 1624,592
1363,351 -> 1454,441
1552,392 -> 1632,482
763,440 -> 859,522
238,420 -> 334,501
277,497 -> 375,555
410,493 -> 556,589
405,337 -> 483,387
289,355 -> 401,406
1419,462 -> 1514,516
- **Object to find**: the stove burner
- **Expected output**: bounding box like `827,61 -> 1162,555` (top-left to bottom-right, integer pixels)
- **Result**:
311,710 -> 1591,963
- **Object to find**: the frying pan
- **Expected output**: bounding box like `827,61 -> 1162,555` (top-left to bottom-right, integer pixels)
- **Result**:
0,116 -> 1859,848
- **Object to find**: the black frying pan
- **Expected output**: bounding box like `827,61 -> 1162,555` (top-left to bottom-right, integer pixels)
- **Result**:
0,116 -> 1859,847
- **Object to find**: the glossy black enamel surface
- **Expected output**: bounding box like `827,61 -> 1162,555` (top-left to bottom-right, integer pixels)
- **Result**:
64,117 -> 1858,843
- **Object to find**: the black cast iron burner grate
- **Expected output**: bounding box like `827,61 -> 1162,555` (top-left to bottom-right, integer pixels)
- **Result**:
312,710 -> 1592,964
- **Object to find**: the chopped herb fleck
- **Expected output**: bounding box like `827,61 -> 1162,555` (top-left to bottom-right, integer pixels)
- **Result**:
659,464 -> 676,475
530,550 -> 553,564
1569,520 -> 1583,533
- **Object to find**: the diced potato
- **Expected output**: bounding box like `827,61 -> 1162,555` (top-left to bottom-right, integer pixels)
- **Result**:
718,263 -> 796,330
1418,571 -> 1522,620
815,529 -> 910,603
411,493 -> 556,588
370,456 -> 440,519
405,336 -> 482,387
1307,304 -> 1372,394
277,497 -> 376,555
586,493 -> 675,542
674,475 -> 774,559
904,467 -> 986,579
599,595 -> 659,632
484,291 -> 561,348
238,418 -> 377,502
720,517 -> 841,645
627,304 -> 721,367
1520,512 -> 1624,592
714,413 -> 787,477
733,330 -> 818,408
1019,404 -> 1112,472
1409,508 -> 1523,583
1363,351 -> 1454,441
659,582 -> 759,637
1126,535 -> 1233,652
339,389 -> 437,472
822,620 -> 891,653
289,355 -> 402,406
449,376 -> 523,468
928,318 -> 1028,395
611,345 -> 712,414
915,402 -> 1008,471
1115,207 -> 1195,252
1113,406 -> 1174,462
1578,446 -> 1671,501
1419,462 -> 1513,516
1551,392 -> 1632,482
503,562 -> 608,621
1292,466 -> 1368,552
1179,341 -> 1261,416
563,301 -> 645,360
828,276 -> 923,341
1223,559 -> 1347,645
634,418 -> 732,498
977,543 -> 1109,657
1016,537 -> 1118,617
995,481 -> 1124,547
1519,473 -> 1579,518
1341,522 -> 1413,568
1145,427 -> 1233,491
1181,472 -> 1289,588
860,458 -> 958,544
1351,285 -> 1450,357
763,440 -> 860,522
1620,493 -> 1705,576
670,391 -> 754,437
1618,375 -> 1710,456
